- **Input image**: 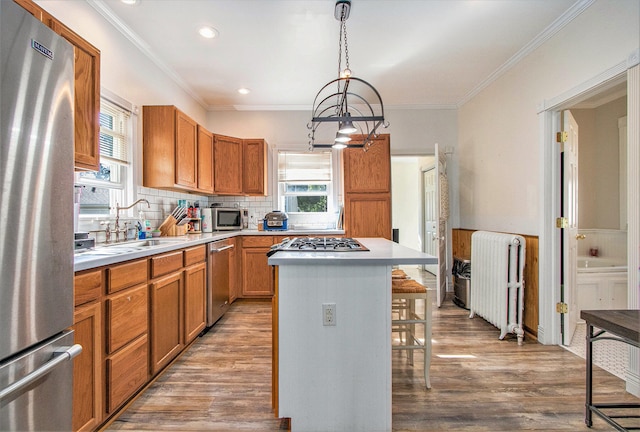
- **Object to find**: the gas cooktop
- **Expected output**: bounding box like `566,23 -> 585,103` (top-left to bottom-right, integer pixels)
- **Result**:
277,237 -> 369,252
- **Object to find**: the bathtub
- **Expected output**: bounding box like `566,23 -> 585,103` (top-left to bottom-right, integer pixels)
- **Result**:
577,256 -> 627,315
578,256 -> 627,272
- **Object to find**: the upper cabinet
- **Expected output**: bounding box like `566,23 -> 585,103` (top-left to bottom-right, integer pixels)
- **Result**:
213,134 -> 243,195
197,126 -> 214,193
343,134 -> 392,240
143,106 -> 268,196
175,110 -> 198,190
343,135 -> 391,194
14,0 -> 101,172
143,106 -> 214,195
242,139 -> 267,196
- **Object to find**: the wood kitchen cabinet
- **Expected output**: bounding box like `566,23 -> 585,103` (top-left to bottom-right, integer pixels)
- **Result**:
184,246 -> 207,344
229,238 -> 239,303
149,251 -> 185,375
14,0 -> 101,171
105,259 -> 149,415
213,134 -> 243,195
72,270 -> 103,432
241,236 -> 274,297
344,193 -> 392,239
197,126 -> 215,193
175,110 -> 198,189
149,271 -> 184,375
343,134 -> 392,239
243,139 -> 268,196
143,106 -> 214,194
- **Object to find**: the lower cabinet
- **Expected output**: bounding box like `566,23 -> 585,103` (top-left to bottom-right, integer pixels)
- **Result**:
241,236 -> 274,297
106,334 -> 149,413
72,301 -> 102,432
184,261 -> 207,343
344,193 -> 392,239
105,283 -> 149,415
150,271 -> 184,375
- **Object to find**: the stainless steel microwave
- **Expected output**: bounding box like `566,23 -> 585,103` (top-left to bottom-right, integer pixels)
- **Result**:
212,207 -> 244,231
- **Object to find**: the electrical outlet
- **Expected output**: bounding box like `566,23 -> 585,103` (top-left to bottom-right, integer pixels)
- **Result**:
322,303 -> 336,326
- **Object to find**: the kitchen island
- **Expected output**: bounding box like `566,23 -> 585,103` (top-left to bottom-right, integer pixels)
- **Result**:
268,238 -> 436,432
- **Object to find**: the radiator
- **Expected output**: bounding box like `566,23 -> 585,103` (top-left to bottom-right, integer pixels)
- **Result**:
469,231 -> 526,345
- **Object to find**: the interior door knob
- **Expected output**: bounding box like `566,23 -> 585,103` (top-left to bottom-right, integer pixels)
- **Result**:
576,234 -> 586,240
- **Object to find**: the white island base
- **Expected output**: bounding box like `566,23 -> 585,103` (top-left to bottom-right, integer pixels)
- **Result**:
270,238 -> 436,432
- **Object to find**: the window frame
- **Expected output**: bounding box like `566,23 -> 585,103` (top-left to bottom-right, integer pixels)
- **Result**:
75,90 -> 136,219
276,150 -> 340,215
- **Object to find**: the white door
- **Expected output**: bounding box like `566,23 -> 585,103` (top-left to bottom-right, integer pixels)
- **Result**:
562,110 -> 579,345
423,167 -> 437,274
435,144 -> 448,307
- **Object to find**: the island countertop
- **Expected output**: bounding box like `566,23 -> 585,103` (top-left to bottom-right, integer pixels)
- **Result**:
267,237 -> 436,266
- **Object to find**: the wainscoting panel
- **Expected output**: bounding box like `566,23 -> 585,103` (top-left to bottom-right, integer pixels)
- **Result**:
453,229 -> 539,338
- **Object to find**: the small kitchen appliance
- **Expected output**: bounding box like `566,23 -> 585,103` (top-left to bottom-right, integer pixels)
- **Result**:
211,207 -> 243,231
263,210 -> 288,231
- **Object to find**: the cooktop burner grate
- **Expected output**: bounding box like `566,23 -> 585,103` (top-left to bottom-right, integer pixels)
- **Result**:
281,237 -> 369,252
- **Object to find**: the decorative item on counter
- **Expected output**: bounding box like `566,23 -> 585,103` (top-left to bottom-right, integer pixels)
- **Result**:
589,247 -> 599,257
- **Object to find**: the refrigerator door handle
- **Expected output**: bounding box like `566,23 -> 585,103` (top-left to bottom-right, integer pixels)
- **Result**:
0,344 -> 82,404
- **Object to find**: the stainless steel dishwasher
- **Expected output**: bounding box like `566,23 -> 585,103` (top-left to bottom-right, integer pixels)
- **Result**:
207,239 -> 234,326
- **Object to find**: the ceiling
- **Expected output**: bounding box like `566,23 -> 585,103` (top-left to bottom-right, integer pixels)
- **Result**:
94,0 -> 584,111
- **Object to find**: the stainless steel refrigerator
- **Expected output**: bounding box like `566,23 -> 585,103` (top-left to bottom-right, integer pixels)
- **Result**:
0,2 -> 82,430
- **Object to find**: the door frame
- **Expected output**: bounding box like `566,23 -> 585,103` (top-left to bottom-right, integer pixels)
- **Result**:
538,54 -> 639,394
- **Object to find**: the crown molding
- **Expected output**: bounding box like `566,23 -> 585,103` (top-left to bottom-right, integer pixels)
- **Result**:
457,0 -> 596,108
86,0 -> 208,109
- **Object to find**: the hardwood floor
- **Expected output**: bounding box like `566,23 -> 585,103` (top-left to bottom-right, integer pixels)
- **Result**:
108,296 -> 638,431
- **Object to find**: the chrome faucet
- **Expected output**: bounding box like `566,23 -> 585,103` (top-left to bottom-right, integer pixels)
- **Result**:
114,199 -> 150,242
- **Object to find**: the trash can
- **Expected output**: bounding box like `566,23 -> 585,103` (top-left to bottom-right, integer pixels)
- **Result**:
452,256 -> 471,309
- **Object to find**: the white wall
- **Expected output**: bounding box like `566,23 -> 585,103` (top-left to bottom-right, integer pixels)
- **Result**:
391,156 -> 435,251
458,0 -> 639,236
573,96 -> 627,229
208,108 -> 459,224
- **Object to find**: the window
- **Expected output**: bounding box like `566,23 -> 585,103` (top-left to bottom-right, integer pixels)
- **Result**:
76,96 -> 133,216
278,151 -> 334,213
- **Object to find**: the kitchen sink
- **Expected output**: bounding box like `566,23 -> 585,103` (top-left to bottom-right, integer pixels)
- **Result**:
75,237 -> 187,256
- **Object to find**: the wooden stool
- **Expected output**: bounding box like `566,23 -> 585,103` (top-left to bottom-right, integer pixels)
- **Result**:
391,278 -> 433,388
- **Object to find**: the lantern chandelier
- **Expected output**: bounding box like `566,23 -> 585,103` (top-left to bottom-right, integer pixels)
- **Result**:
308,0 -> 389,151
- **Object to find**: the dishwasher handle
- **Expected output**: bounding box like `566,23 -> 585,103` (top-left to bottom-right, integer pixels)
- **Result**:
210,244 -> 234,253
0,344 -> 82,404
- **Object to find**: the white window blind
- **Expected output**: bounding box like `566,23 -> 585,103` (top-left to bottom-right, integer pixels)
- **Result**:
99,101 -> 130,165
278,151 -> 332,182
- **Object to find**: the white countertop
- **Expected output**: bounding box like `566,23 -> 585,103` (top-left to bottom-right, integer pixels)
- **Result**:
267,237 -> 436,266
74,229 -> 345,272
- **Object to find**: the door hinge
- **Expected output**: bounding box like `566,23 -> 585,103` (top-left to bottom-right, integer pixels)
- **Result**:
556,302 -> 568,314
556,131 -> 568,143
556,217 -> 568,228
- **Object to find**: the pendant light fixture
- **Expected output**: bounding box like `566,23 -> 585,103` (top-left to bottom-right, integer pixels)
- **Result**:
308,0 -> 389,151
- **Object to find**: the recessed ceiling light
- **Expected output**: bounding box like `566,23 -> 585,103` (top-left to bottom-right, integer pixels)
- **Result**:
198,26 -> 219,39
121,0 -> 138,5
237,88 -> 251,95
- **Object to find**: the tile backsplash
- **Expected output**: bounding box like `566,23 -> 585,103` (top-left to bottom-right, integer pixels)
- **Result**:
78,186 -> 275,242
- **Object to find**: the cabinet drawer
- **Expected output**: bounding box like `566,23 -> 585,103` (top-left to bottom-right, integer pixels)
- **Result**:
106,334 -> 148,413
108,259 -> 148,294
74,269 -> 102,306
150,250 -> 183,278
106,284 -> 148,354
184,245 -> 206,267
242,236 -> 274,248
